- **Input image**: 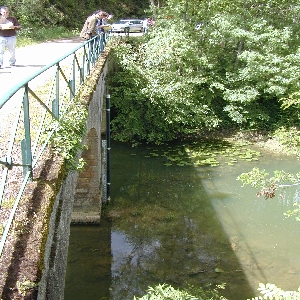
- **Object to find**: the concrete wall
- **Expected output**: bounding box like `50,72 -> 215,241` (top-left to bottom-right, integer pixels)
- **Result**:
37,55 -> 111,300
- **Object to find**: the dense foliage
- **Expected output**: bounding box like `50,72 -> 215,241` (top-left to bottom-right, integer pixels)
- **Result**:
4,0 -> 150,29
109,0 -> 300,144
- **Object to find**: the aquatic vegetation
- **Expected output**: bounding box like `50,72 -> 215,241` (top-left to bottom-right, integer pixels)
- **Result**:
144,139 -> 261,167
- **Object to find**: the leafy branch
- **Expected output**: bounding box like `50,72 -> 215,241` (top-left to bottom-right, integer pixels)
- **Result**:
50,102 -> 88,171
237,167 -> 300,200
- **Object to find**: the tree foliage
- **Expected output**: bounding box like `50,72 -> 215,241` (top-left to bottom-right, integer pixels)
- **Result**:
238,167 -> 300,199
5,0 -> 151,28
109,0 -> 300,144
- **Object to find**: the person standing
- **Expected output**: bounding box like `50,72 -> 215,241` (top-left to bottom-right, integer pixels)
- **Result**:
0,6 -> 21,68
96,12 -> 112,35
142,18 -> 149,34
80,10 -> 112,40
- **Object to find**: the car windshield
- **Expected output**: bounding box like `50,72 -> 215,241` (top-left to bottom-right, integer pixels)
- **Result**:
114,20 -> 129,24
121,19 -> 141,23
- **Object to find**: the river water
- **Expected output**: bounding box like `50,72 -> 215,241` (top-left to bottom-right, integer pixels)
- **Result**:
64,139 -> 300,300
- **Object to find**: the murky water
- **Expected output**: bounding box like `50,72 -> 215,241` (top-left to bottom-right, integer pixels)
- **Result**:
64,139 -> 300,300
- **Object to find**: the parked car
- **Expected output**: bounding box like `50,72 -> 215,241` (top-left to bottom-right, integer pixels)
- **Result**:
111,19 -> 143,33
111,20 -> 130,33
125,19 -> 143,32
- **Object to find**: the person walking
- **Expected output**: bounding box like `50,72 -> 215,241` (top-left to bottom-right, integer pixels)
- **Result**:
0,6 -> 21,68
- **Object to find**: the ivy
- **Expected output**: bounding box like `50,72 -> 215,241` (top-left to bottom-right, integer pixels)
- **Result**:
50,102 -> 88,171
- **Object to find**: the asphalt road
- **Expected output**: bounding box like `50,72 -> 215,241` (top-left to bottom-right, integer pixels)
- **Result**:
0,33 -> 143,100
0,37 -> 84,98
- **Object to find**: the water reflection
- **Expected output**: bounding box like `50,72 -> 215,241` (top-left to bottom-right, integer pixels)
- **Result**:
64,223 -> 112,300
64,140 -> 300,300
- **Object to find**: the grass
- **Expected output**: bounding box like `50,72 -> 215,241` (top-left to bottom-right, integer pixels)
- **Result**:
17,26 -> 80,48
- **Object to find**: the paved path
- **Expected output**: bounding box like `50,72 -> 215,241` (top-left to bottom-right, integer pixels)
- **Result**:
0,37 -> 84,99
0,33 -> 143,100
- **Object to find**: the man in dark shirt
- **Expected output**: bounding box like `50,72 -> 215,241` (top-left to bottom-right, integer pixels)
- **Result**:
0,6 -> 21,68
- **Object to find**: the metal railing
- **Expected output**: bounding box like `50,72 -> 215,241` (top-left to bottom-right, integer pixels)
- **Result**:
0,32 -> 110,256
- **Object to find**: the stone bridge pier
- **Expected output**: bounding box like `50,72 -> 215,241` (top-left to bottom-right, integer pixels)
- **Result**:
71,63 -> 108,224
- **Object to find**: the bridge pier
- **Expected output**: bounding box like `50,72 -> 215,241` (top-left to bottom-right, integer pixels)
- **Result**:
71,59 -> 109,224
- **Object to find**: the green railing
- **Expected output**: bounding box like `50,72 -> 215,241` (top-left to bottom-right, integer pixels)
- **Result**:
0,33 -> 110,256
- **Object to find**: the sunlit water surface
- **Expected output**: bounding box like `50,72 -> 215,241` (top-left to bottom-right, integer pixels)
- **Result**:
64,140 -> 300,300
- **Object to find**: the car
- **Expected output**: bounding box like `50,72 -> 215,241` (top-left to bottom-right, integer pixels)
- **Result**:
111,19 -> 143,33
124,19 -> 143,32
111,20 -> 130,33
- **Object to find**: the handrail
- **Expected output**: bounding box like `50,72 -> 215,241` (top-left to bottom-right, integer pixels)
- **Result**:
0,32 -> 110,256
0,41 -> 85,109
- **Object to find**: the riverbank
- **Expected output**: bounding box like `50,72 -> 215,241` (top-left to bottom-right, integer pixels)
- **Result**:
186,128 -> 290,156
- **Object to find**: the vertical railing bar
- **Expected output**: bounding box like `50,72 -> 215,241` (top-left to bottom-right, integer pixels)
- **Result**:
72,53 -> 76,95
75,52 -> 84,84
101,34 -> 104,52
82,45 -> 86,80
56,66 -> 72,115
88,39 -> 92,71
92,37 -> 96,64
22,84 -> 33,178
58,66 -> 76,98
55,63 -> 60,119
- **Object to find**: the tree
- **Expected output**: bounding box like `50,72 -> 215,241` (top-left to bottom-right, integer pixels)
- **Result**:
6,0 -> 151,28
110,0 -> 300,144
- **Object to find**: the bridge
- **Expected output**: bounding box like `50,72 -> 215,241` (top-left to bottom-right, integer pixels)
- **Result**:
0,34 -> 113,299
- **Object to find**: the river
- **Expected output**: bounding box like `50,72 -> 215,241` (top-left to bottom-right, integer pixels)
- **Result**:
64,138 -> 300,300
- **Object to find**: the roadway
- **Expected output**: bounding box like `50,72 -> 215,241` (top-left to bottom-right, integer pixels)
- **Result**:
0,37 -> 84,100
0,33 -> 142,103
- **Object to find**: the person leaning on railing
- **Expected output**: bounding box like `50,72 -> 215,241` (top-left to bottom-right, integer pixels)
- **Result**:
80,10 -> 112,40
0,6 -> 21,68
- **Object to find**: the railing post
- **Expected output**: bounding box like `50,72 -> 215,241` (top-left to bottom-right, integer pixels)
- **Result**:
100,34 -> 104,53
52,64 -> 59,119
71,55 -> 76,95
88,40 -> 92,72
82,46 -> 86,81
21,84 -> 33,179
